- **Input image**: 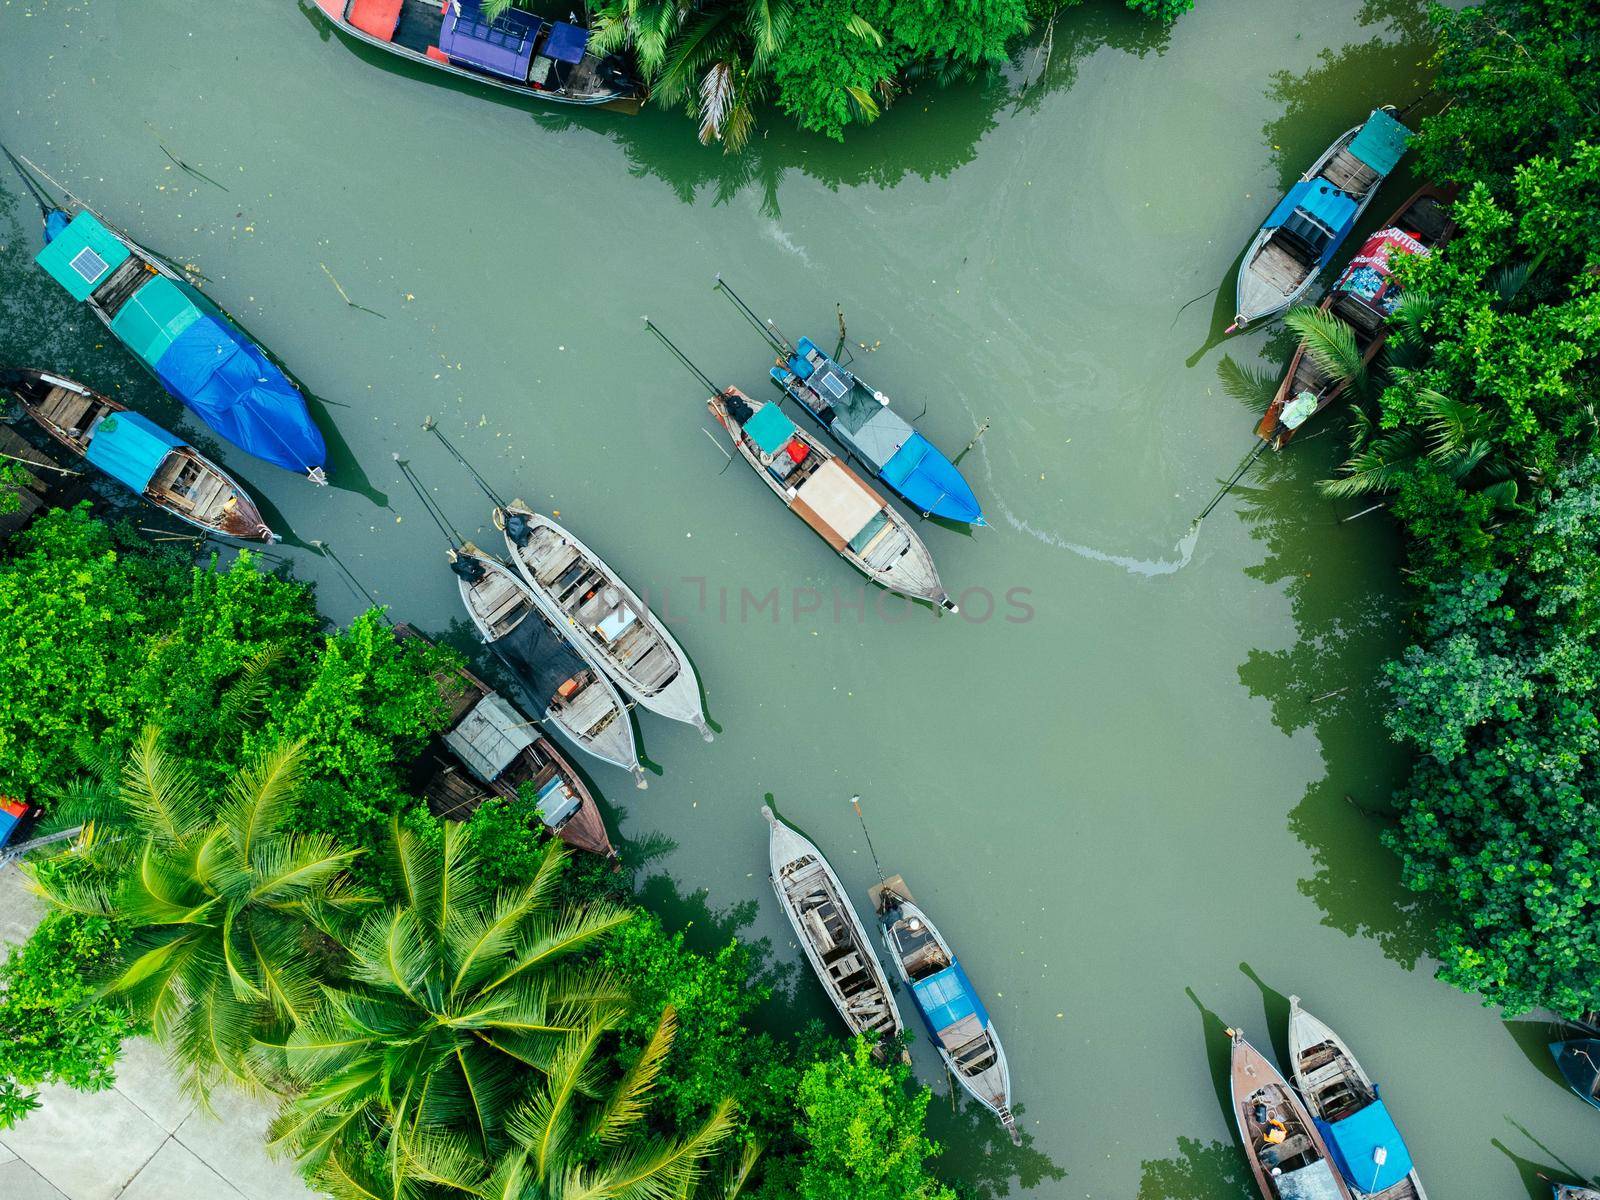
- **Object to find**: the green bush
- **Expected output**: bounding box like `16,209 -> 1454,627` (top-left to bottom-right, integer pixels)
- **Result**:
0,912 -> 135,1128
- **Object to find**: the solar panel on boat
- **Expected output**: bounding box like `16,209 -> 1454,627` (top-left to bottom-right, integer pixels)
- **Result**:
70,246 -> 109,284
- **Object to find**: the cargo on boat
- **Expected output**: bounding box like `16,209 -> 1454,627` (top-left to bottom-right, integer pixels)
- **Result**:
312,0 -> 641,109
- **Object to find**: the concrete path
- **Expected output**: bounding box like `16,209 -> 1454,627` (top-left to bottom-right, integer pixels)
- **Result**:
0,866 -> 316,1200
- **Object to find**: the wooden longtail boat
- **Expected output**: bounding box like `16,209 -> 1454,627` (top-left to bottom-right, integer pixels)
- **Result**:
768,337 -> 984,526
1230,107 -> 1412,333
1257,186 -> 1457,448
1553,1187 -> 1600,1200
710,388 -> 956,611
451,543 -> 646,788
1549,1037 -> 1600,1112
311,0 -> 641,110
1287,996 -> 1427,1200
1229,1027 -> 1354,1200
495,500 -> 711,740
396,624 -> 615,861
872,875 -> 1019,1144
9,158 -> 329,483
2,368 -> 275,542
762,806 -> 905,1051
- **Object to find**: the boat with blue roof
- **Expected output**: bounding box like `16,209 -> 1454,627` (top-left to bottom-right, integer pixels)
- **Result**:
714,278 -> 983,525
1549,1035 -> 1600,1112
871,875 -> 1019,1145
3,369 -> 276,542
1228,107 -> 1413,333
1287,996 -> 1426,1200
1229,1026 -> 1354,1200
21,180 -> 330,485
312,0 -> 641,109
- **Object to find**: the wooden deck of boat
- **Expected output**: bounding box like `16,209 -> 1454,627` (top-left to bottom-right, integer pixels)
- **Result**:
1322,147 -> 1380,198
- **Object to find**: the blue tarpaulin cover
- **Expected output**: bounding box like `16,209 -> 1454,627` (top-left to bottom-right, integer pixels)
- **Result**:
1316,1099 -> 1414,1194
1348,108 -> 1413,176
912,962 -> 990,1035
85,411 -> 183,492
35,209 -> 131,301
545,21 -> 588,63
1265,181 -> 1358,235
152,315 -> 328,474
882,433 -> 984,524
744,402 -> 798,457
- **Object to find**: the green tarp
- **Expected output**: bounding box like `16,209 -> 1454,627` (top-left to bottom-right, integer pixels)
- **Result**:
110,275 -> 203,366
34,210 -> 131,301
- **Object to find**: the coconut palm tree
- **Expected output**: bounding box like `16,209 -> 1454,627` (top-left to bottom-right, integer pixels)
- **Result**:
267,821 -> 634,1189
32,727 -> 374,1100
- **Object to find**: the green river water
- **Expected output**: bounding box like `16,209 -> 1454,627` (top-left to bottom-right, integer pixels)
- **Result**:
2,0 -> 1597,1194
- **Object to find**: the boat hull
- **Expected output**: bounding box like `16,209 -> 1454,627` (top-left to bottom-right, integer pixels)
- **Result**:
497,502 -> 710,737
3,368 -> 275,541
1230,1029 -> 1354,1200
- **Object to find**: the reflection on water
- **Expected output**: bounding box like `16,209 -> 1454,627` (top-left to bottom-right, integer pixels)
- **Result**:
1136,1136 -> 1252,1200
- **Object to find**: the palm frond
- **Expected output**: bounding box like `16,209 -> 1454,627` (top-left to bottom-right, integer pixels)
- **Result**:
121,726 -> 206,845
492,904 -> 633,990
1216,354 -> 1281,415
218,643 -> 289,729
564,1097 -> 737,1200
1284,306 -> 1365,388
845,14 -> 883,45
224,736 -> 306,861
698,63 -> 735,145
713,1139 -> 764,1200
1493,261 -> 1531,304
591,1005 -> 676,1144
1316,431 -> 1421,499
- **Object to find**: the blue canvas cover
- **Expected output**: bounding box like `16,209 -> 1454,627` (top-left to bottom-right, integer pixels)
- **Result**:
85,411 -> 183,492
1265,181 -> 1358,236
744,402 -> 797,457
912,962 -> 990,1037
545,21 -> 588,64
35,209 -> 131,301
1316,1100 -> 1414,1194
882,433 -> 984,524
1348,108 -> 1412,177
152,315 -> 328,474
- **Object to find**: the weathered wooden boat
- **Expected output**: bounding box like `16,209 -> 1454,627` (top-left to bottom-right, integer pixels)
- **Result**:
19,177 -> 329,483
1257,186 -> 1457,448
1287,996 -> 1427,1200
495,500 -> 711,740
1553,1186 -> 1600,1200
710,388 -> 956,611
312,0 -> 641,110
1230,1027 -> 1355,1200
768,337 -> 983,526
396,624 -> 615,861
2,368 -> 275,542
872,875 -> 1018,1144
1549,1037 -> 1600,1112
451,543 -> 646,788
762,805 -> 905,1050
1229,107 -> 1413,333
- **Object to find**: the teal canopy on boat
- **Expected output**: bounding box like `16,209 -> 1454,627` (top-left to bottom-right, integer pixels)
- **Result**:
1348,108 -> 1413,176
1316,1099 -> 1414,1193
744,402 -> 797,456
34,209 -> 131,301
85,411 -> 182,492
110,275 -> 204,365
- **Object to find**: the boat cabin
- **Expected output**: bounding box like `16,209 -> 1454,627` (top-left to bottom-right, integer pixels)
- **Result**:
336,0 -> 621,97
431,692 -> 580,828
778,340 -> 916,473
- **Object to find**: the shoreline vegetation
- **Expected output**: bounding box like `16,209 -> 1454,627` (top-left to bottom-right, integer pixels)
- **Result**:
0,507 -> 968,1197
565,0 -> 1193,145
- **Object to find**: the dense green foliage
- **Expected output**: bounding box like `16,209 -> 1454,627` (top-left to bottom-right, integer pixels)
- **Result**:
1294,0 -> 1600,1015
571,0 -> 1192,145
0,911 -> 134,1128
792,1038 -> 956,1200
0,507 -> 961,1194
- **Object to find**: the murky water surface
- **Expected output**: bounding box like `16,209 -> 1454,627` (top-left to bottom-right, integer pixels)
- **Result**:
3,0 -> 1595,1193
